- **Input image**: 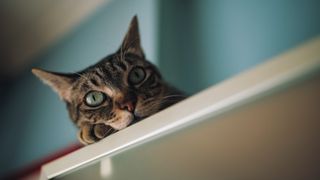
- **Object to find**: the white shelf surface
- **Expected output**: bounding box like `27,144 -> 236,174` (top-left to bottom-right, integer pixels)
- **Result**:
40,36 -> 320,180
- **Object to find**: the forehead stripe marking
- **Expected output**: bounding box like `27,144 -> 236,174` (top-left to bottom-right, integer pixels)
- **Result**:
89,78 -> 99,86
101,67 -> 112,79
114,61 -> 127,71
94,68 -> 104,79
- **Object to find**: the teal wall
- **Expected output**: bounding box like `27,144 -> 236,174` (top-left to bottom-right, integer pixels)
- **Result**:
0,0 -> 158,176
2,0 -> 320,177
159,0 -> 320,94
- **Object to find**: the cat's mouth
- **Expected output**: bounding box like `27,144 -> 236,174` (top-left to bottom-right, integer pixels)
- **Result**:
106,110 -> 144,130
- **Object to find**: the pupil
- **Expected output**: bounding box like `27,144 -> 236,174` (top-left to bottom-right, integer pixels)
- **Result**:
92,94 -> 96,101
134,71 -> 139,78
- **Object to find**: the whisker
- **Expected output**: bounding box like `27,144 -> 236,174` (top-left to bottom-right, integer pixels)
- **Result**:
141,97 -> 157,105
105,126 -> 114,135
144,97 -> 183,109
161,94 -> 186,100
140,94 -> 185,109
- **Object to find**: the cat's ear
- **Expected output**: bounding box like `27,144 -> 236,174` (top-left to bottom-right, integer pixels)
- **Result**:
118,15 -> 145,58
32,68 -> 75,102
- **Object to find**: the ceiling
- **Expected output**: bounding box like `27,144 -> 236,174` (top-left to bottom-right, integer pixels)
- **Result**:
0,0 -> 109,80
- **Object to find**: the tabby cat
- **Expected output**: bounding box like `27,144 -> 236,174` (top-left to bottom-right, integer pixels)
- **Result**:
32,16 -> 185,145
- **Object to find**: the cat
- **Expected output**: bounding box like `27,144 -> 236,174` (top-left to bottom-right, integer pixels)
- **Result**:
32,16 -> 186,145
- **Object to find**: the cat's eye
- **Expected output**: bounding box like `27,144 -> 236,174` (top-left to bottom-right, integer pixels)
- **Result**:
84,91 -> 106,107
128,67 -> 146,85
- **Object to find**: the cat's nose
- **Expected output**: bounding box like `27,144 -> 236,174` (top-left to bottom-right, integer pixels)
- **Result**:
118,101 -> 135,112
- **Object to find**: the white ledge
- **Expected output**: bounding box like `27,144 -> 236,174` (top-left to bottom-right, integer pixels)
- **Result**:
40,36 -> 320,180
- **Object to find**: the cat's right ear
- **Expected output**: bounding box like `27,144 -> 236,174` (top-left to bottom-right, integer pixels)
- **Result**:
32,68 -> 75,102
117,15 -> 145,58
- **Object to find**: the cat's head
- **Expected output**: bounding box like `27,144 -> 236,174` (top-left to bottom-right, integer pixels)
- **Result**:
32,16 -> 179,131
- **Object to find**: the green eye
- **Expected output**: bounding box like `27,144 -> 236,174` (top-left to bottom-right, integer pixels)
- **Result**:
129,67 -> 146,84
85,91 -> 105,107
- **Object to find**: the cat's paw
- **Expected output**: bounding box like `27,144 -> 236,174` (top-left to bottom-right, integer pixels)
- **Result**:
78,123 -> 97,145
78,123 -> 116,145
93,123 -> 116,139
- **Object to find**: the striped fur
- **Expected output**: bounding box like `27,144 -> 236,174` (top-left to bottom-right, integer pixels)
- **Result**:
32,16 -> 186,145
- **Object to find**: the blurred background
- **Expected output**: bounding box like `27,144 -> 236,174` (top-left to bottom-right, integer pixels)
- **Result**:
0,0 -> 319,178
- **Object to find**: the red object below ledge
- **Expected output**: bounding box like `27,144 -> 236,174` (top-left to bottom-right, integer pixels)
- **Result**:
2,143 -> 83,180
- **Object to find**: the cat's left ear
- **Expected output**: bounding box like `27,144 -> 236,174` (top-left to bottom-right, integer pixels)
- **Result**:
118,15 -> 145,58
32,68 -> 75,102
